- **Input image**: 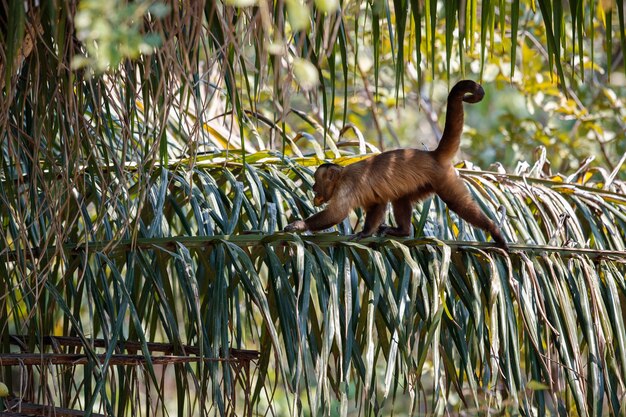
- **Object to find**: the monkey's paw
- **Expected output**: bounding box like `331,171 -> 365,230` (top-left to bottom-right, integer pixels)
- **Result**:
349,231 -> 373,240
377,225 -> 411,237
376,224 -> 392,236
495,240 -> 510,251
284,220 -> 307,232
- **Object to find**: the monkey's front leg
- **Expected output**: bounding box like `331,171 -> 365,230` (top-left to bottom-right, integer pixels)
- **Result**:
284,206 -> 350,233
350,204 -> 387,239
284,220 -> 308,232
376,198 -> 413,237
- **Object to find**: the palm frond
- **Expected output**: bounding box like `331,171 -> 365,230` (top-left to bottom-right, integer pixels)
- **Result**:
2,148 -> 626,415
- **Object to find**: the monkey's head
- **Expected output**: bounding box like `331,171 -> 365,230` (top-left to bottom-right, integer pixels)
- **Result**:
312,163 -> 343,206
451,80 -> 485,103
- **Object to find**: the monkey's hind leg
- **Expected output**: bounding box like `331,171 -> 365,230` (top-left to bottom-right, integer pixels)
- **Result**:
436,177 -> 509,250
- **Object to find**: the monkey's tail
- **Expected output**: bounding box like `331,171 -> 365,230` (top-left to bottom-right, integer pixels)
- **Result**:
432,80 -> 484,162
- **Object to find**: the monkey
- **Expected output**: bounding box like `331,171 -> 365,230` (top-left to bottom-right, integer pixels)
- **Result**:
284,80 -> 509,250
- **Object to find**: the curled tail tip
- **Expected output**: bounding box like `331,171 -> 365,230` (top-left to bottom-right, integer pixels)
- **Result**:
450,80 -> 485,103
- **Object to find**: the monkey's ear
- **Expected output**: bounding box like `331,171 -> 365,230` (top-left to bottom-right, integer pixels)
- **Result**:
325,164 -> 343,182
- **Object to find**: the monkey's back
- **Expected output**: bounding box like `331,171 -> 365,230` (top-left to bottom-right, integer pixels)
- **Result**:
338,148 -> 442,208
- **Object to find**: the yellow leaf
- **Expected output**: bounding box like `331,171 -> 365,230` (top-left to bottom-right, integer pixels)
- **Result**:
332,154 -> 376,166
527,380 -> 550,391
224,0 -> 256,6
315,0 -> 340,13
293,58 -> 319,91
287,0 -> 310,32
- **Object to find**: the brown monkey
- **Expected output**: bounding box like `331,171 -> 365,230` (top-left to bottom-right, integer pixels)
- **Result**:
284,80 -> 508,249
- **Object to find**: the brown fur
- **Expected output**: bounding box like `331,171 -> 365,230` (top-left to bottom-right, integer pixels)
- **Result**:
285,80 -> 508,249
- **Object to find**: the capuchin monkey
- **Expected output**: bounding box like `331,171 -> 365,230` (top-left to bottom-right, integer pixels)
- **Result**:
285,80 -> 508,249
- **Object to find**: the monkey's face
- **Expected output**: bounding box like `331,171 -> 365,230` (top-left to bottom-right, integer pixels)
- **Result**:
313,193 -> 326,206
312,164 -> 343,206
312,175 -> 331,206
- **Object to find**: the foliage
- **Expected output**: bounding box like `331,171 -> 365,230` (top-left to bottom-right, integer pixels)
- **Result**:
1,0 -> 626,416
2,149 -> 626,415
72,0 -> 169,73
